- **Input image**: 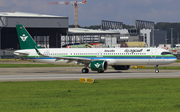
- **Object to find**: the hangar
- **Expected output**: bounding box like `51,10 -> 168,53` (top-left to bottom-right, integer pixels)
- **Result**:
0,12 -> 68,58
0,12 -> 167,58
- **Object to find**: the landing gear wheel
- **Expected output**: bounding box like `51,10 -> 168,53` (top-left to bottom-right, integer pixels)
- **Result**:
82,68 -> 89,73
155,69 -> 159,73
155,65 -> 159,73
98,71 -> 104,73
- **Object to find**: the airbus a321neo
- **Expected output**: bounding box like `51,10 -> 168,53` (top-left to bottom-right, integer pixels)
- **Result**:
14,25 -> 177,73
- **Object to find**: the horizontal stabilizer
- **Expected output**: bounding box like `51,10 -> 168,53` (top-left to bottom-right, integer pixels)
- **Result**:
14,51 -> 29,56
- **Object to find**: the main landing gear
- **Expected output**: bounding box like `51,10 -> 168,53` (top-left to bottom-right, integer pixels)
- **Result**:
82,68 -> 89,73
82,64 -> 89,73
98,71 -> 104,73
155,65 -> 159,73
82,68 -> 104,73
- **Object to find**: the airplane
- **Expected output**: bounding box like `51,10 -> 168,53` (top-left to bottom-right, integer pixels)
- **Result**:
14,24 -> 177,73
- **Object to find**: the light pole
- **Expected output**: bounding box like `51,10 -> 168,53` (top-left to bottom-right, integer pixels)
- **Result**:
165,32 -> 167,46
152,28 -> 154,47
170,28 -> 173,48
178,33 -> 179,48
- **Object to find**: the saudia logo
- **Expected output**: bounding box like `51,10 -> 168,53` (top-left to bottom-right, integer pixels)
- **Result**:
95,63 -> 100,68
124,49 -> 143,53
20,34 -> 28,42
104,50 -> 115,52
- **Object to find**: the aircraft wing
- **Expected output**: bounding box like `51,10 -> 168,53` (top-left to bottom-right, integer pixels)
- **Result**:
52,56 -> 91,64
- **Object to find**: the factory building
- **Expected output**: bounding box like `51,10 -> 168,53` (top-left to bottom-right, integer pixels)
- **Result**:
0,12 -> 68,58
106,28 -> 167,47
0,12 -> 167,58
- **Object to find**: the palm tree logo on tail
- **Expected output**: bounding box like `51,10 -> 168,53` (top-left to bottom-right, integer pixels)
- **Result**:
20,34 -> 28,42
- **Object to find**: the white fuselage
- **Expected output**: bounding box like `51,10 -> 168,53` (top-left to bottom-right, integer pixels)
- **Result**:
14,48 -> 177,66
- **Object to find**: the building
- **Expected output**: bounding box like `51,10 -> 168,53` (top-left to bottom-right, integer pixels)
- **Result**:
140,29 -> 167,47
0,12 -> 68,58
107,28 -> 167,47
0,12 -> 167,58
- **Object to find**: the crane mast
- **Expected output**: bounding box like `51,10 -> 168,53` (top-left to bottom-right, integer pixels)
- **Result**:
48,0 -> 86,28
75,4 -> 78,28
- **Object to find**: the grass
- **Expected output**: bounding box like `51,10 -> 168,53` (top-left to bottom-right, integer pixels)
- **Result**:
176,59 -> 180,62
0,59 -> 32,62
0,64 -> 179,70
0,59 -> 180,69
131,66 -> 180,70
1,79 -> 180,112
0,64 -> 83,68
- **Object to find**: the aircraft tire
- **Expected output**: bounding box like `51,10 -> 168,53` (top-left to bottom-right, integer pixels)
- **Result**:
155,69 -> 159,73
98,71 -> 104,73
82,68 -> 89,73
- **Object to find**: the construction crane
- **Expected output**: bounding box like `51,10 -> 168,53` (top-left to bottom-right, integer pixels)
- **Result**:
48,0 -> 86,28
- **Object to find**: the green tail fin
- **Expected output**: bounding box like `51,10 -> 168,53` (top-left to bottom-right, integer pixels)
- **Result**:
16,24 -> 41,49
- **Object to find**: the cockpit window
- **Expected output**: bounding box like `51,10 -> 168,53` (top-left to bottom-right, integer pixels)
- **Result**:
161,52 -> 172,55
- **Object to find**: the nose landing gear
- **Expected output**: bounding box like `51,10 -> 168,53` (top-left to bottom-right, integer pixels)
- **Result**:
155,65 -> 159,73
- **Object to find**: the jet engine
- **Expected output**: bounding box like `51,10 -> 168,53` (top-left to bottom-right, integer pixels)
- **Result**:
90,60 -> 108,73
111,65 -> 130,70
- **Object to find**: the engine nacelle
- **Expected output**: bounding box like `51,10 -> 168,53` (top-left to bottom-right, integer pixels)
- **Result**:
90,60 -> 108,71
111,65 -> 130,70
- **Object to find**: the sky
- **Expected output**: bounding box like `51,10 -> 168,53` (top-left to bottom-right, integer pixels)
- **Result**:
0,0 -> 179,26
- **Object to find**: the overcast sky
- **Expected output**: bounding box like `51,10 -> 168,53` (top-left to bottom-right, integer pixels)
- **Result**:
0,0 -> 179,26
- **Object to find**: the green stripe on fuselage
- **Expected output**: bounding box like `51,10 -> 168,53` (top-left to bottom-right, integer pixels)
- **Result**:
24,55 -> 175,58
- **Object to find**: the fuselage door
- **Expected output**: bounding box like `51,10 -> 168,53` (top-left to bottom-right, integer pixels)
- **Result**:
97,51 -> 103,57
151,49 -> 156,58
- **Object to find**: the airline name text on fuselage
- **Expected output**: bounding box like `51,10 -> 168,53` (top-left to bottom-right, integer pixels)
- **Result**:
124,49 -> 143,53
104,50 -> 115,52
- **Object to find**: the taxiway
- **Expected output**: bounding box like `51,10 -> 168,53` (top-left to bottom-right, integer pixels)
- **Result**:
0,67 -> 180,82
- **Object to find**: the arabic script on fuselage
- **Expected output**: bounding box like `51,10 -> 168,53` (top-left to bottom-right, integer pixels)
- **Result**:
124,49 -> 143,53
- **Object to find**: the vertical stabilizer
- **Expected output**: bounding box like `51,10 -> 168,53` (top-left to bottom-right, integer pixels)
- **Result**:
16,24 -> 41,49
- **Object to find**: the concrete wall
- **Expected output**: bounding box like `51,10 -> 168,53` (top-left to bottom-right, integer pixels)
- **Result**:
140,29 -> 151,47
154,30 -> 166,47
141,29 -> 166,47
